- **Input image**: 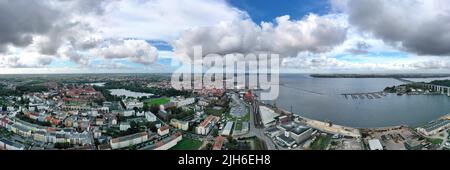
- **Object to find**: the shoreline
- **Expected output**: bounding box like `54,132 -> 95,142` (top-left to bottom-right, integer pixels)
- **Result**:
310,73 -> 450,79
260,102 -> 361,138
261,102 -> 450,137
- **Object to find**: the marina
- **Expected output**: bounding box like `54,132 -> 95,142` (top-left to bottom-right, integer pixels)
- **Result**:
342,92 -> 387,100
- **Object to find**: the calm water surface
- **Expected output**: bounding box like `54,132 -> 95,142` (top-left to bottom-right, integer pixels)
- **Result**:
266,74 -> 450,128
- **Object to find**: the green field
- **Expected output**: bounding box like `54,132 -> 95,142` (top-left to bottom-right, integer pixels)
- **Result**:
426,138 -> 444,145
234,122 -> 243,131
0,128 -> 13,138
146,97 -> 170,106
310,135 -> 332,150
170,138 -> 203,150
205,106 -> 226,116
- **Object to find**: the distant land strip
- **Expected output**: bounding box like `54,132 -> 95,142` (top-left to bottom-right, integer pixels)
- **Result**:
310,74 -> 450,78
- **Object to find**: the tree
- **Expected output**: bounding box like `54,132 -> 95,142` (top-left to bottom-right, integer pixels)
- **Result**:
150,105 -> 160,114
211,128 -> 219,137
147,122 -> 158,132
130,121 -> 138,130
143,104 -> 150,111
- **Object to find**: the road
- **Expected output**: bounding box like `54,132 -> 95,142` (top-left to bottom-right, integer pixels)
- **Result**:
244,102 -> 277,150
438,132 -> 449,150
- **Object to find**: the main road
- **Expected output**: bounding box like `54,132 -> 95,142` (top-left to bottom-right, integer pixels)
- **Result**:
244,102 -> 278,150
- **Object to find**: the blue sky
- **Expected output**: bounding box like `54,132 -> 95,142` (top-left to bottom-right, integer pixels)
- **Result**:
227,0 -> 331,23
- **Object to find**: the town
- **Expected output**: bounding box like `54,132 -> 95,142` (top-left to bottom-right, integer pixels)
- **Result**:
0,74 -> 449,150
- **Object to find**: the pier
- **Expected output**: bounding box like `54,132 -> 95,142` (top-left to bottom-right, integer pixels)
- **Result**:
342,92 -> 387,100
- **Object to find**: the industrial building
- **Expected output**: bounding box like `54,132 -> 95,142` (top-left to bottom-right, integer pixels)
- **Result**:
277,122 -> 313,143
416,119 -> 450,136
221,121 -> 234,136
276,134 -> 296,147
259,106 -> 278,127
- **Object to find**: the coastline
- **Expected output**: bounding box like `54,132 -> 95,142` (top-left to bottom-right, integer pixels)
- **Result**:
310,73 -> 450,78
260,102 -> 361,138
261,101 -> 450,138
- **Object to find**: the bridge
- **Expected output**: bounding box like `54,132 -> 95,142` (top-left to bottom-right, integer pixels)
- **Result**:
394,77 -> 416,83
394,78 -> 450,96
421,83 -> 450,96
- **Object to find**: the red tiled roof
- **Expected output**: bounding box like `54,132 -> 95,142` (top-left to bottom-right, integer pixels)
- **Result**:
213,136 -> 224,150
159,125 -> 169,131
111,132 -> 148,143
200,115 -> 215,127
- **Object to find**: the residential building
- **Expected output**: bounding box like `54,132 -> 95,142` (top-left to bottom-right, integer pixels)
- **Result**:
122,110 -> 135,117
120,122 -> 131,131
122,99 -> 144,110
196,115 -> 219,135
157,110 -> 170,121
0,138 -> 26,150
110,132 -> 149,149
158,125 -> 170,136
145,112 -> 157,122
171,97 -> 195,108
170,119 -> 189,131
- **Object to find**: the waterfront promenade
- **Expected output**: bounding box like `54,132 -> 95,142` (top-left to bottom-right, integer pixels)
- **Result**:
260,102 -> 362,138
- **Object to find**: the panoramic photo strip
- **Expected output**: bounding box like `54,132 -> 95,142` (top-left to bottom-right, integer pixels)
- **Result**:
1,0 -> 450,169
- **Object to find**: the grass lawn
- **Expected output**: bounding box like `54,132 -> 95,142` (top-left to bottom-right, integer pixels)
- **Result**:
170,138 -> 203,150
426,138 -> 444,145
310,135 -> 332,150
234,122 -> 243,131
242,112 -> 250,122
224,111 -> 250,121
0,128 -> 13,138
205,106 -> 226,116
225,111 -> 250,133
146,97 -> 170,106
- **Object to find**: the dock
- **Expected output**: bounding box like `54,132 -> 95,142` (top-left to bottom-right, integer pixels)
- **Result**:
342,92 -> 387,100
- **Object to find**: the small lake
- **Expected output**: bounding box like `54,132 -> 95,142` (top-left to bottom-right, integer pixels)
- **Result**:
109,89 -> 154,98
86,82 -> 106,87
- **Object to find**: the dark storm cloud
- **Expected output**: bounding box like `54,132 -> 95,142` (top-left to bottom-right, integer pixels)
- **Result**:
0,0 -> 115,55
347,41 -> 371,55
57,0 -> 115,15
0,0 -> 60,51
346,0 -> 450,56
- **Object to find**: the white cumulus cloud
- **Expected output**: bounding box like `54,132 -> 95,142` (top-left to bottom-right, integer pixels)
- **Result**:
173,14 -> 348,62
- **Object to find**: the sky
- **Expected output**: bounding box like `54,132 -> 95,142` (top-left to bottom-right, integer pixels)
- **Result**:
1,0 -> 450,74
